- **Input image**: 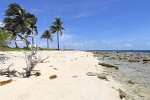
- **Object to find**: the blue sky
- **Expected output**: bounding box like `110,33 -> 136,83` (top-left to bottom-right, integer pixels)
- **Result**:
0,0 -> 150,50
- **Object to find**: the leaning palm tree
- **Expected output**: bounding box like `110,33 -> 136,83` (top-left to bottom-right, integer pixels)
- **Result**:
50,18 -> 65,50
3,3 -> 38,48
41,30 -> 53,49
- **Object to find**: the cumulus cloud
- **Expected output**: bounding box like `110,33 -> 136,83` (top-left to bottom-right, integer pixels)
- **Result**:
64,40 -> 96,50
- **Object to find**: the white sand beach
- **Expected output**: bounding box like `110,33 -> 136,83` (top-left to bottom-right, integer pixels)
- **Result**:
0,51 -> 122,100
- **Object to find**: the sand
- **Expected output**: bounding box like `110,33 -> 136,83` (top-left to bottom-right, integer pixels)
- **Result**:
0,51 -> 122,100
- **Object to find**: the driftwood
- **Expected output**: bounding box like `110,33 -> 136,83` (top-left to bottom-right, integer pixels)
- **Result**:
23,44 -> 39,77
0,63 -> 17,77
39,56 -> 50,63
0,32 -> 50,78
0,55 -> 10,69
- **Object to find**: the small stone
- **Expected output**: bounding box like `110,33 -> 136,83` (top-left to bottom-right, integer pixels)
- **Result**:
53,68 -> 58,70
86,72 -> 97,76
97,73 -> 108,81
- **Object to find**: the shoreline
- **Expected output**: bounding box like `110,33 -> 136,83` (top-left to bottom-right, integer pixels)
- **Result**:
93,51 -> 150,100
0,51 -> 123,100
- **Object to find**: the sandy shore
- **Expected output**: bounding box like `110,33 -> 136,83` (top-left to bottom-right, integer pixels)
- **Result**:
0,51 -> 122,100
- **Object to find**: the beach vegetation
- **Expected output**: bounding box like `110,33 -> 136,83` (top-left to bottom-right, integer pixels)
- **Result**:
41,30 -> 53,49
0,29 -> 12,47
50,18 -> 65,50
3,3 -> 38,48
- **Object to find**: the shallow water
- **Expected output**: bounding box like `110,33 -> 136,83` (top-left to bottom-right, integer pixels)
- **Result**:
93,52 -> 150,100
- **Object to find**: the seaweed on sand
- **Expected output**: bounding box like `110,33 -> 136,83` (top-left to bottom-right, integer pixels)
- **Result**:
33,72 -> 41,77
0,79 -> 13,86
49,75 -> 57,79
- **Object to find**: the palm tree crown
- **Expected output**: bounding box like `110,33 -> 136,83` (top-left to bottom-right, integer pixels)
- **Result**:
41,30 -> 53,49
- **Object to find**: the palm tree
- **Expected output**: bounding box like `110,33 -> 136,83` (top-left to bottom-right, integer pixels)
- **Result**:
50,18 -> 65,50
25,13 -> 38,44
41,30 -> 53,49
3,3 -> 38,48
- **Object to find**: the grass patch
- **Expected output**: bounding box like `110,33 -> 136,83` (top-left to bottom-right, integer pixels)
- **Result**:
0,47 -> 57,51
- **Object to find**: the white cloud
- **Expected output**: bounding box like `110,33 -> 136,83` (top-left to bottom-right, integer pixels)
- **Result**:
60,33 -> 79,41
75,13 -> 88,18
65,40 -> 96,49
60,33 -> 73,41
0,22 -> 4,27
84,40 -> 96,46
73,42 -> 84,46
37,41 -> 47,48
124,43 -> 132,47
101,40 -> 111,45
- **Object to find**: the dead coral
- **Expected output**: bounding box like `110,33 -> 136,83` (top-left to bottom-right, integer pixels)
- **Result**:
118,89 -> 127,99
86,72 -> 97,76
99,63 -> 119,69
97,73 -> 108,81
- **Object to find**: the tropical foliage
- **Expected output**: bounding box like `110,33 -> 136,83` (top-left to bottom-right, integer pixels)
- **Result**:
50,18 -> 65,50
0,29 -> 12,47
41,30 -> 53,49
1,3 -> 65,49
3,3 -> 38,48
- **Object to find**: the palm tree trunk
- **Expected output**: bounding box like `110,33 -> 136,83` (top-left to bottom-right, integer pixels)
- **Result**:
14,37 -> 19,48
26,42 -> 29,48
57,31 -> 59,50
32,29 -> 34,45
47,38 -> 49,49
24,38 -> 30,48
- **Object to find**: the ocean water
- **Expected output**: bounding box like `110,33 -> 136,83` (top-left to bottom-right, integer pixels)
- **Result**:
92,51 -> 150,100
88,50 -> 150,53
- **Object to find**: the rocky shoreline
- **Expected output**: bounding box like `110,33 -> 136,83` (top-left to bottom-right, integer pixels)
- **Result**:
93,51 -> 150,100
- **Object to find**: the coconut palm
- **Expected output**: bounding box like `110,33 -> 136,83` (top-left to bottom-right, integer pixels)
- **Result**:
3,3 -> 38,48
50,18 -> 65,50
41,30 -> 53,49
25,13 -> 38,44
